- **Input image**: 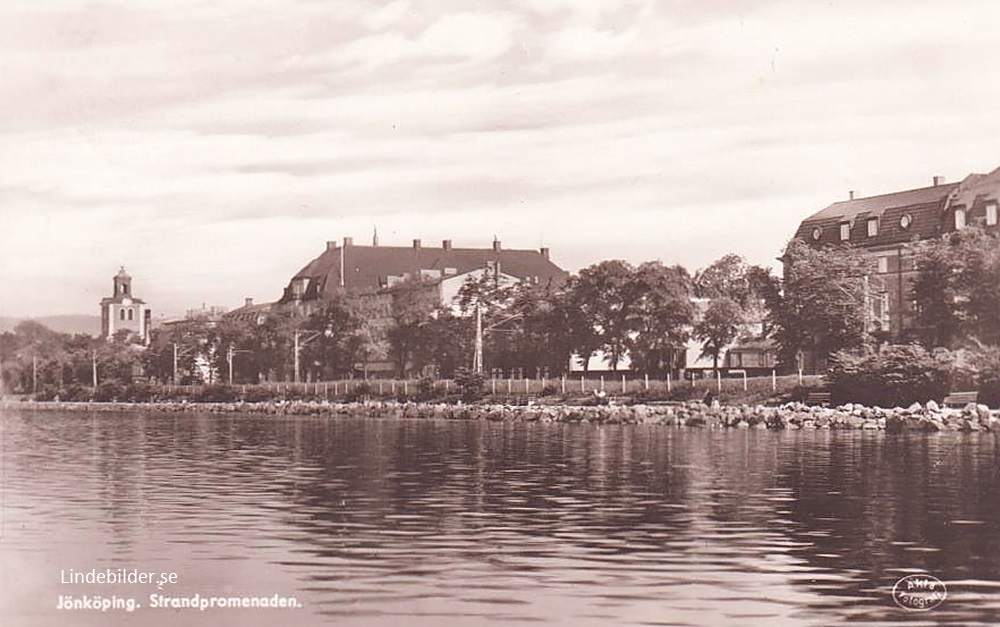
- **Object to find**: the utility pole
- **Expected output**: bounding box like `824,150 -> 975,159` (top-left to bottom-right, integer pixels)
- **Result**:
227,345 -> 234,385
172,342 -> 179,385
294,331 -> 301,384
473,302 -> 483,374
32,354 -> 37,394
92,350 -> 98,388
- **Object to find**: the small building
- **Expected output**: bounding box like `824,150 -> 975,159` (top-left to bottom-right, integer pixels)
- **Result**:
100,267 -> 151,344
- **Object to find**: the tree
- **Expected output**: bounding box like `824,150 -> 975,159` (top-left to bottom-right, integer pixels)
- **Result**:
773,240 -> 880,371
694,297 -> 743,371
299,296 -> 362,380
627,262 -> 694,377
567,260 -> 636,371
911,227 -> 1000,348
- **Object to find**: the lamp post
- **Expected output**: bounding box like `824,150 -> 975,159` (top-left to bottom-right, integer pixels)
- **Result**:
293,328 -> 331,384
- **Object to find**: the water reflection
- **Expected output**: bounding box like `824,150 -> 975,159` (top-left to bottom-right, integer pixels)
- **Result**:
1,410 -> 998,626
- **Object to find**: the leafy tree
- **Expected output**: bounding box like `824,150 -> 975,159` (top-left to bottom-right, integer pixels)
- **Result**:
387,281 -> 442,377
299,296 -> 362,380
911,227 -> 1000,347
694,297 -> 743,371
567,260 -> 636,371
773,239 -> 880,371
627,262 -> 694,377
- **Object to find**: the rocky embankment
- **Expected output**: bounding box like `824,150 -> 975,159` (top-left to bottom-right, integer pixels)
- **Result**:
4,398 -> 998,431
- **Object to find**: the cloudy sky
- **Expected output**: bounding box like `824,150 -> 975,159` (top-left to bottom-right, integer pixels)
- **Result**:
2,0 -> 998,319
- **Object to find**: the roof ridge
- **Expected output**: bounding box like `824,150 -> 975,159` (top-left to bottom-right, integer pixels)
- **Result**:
829,182 -> 958,205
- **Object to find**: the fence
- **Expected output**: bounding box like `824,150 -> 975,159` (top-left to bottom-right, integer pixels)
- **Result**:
154,373 -> 823,402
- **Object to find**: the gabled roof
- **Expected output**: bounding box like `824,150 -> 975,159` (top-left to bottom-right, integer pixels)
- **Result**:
284,241 -> 567,302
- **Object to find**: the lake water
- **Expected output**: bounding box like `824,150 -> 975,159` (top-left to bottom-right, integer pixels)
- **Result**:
1,409 -> 999,626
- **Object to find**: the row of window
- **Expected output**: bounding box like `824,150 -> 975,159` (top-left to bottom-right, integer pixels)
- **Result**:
813,202 -> 997,242
119,308 -> 135,321
954,203 -> 998,229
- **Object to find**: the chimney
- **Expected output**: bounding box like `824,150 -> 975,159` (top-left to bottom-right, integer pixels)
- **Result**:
442,239 -> 452,251
343,236 -> 353,247
326,240 -> 337,251
849,190 -> 856,200
492,239 -> 502,252
413,239 -> 421,249
933,175 -> 945,186
244,297 -> 254,308
540,247 -> 550,260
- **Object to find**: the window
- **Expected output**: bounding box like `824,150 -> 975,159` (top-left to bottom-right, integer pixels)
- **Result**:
867,218 -> 879,237
877,257 -> 888,274
899,214 -> 912,229
955,207 -> 966,230
119,309 -> 126,321
811,227 -> 822,241
839,222 -> 850,241
987,203 -> 998,226
127,309 -> 134,321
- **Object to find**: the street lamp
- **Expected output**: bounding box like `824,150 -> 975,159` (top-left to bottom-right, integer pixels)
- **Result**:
293,328 -> 332,384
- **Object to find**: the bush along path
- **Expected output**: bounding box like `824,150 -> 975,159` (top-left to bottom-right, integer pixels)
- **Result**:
4,398 -> 998,432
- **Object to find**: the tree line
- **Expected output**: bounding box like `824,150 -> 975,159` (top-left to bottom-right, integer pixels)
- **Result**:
3,227 -> 998,400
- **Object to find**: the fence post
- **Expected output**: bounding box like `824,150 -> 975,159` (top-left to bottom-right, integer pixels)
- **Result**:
717,370 -> 721,393
507,379 -> 512,394
581,376 -> 585,393
621,374 -> 626,393
772,369 -> 776,392
644,374 -> 649,391
445,380 -> 449,393
492,378 -> 496,394
600,376 -> 604,392
524,378 -> 529,394
667,372 -> 671,393
561,375 -> 566,395
391,380 -> 396,394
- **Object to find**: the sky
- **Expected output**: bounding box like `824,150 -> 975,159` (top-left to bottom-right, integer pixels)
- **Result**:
2,0 -> 999,319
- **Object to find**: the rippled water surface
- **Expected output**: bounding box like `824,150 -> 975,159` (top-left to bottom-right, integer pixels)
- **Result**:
2,409 -> 999,626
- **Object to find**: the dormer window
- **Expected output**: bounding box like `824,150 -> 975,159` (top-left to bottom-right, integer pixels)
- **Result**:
811,227 -> 822,241
899,214 -> 912,230
955,207 -> 966,230
839,222 -> 850,241
867,218 -> 879,237
987,203 -> 998,226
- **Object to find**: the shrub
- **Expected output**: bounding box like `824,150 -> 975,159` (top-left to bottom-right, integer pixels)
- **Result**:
415,376 -> 439,402
194,384 -> 240,403
971,345 -> 1000,408
124,382 -> 155,402
346,381 -> 374,403
828,344 -> 953,407
454,368 -> 485,402
241,386 -> 278,403
62,384 -> 92,402
94,380 -> 127,402
539,384 -> 559,397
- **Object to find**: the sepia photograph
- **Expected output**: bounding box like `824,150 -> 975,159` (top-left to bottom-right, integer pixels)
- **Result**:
1,1 -> 999,625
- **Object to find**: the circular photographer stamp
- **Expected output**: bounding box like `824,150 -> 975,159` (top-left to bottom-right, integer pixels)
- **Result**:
892,574 -> 947,611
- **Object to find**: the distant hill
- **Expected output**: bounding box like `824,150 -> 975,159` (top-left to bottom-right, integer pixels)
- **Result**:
0,315 -> 101,337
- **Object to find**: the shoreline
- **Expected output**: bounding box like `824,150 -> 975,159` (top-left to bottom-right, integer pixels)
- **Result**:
3,398 -> 997,432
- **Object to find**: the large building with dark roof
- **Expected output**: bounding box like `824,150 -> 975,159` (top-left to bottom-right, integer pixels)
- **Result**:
278,237 -> 567,311
791,167 -> 1000,340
